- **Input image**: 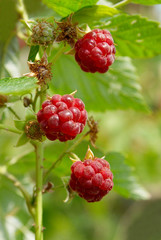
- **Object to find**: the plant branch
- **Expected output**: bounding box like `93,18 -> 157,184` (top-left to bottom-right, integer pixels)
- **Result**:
50,45 -> 67,64
43,131 -> 90,182
113,0 -> 131,8
0,166 -> 35,218
33,142 -> 44,240
8,106 -> 21,120
0,124 -> 21,134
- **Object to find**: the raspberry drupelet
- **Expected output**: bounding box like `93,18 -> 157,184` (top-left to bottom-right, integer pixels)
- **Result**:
75,29 -> 116,73
69,157 -> 113,202
37,94 -> 87,142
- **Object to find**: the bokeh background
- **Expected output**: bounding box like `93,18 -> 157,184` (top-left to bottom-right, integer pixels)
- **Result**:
0,0 -> 161,240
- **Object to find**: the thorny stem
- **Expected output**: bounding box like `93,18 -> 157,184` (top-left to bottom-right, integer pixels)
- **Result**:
0,167 -> 35,218
8,106 -> 21,120
113,0 -> 131,8
43,131 -> 90,182
0,124 -> 21,134
34,142 -> 44,240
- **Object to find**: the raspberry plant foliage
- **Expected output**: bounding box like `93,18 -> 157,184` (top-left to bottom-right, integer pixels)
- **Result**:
0,0 -> 160,239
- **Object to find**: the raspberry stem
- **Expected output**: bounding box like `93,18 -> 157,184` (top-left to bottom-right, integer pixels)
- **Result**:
0,166 -> 35,218
50,44 -> 67,64
0,124 -> 21,134
43,131 -> 90,182
113,0 -> 131,8
34,142 -> 44,240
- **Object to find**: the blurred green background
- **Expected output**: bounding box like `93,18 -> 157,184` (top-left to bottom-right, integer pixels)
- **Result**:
0,0 -> 161,240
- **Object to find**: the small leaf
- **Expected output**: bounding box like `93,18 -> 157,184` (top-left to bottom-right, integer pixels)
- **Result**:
16,133 -> 29,147
132,0 -> 161,5
73,5 -> 119,24
0,76 -> 37,95
42,0 -> 98,17
107,152 -> 150,200
14,120 -> 26,131
28,45 -> 39,62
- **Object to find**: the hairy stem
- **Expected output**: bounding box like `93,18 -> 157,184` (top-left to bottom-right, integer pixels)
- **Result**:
34,142 -> 44,240
0,124 -> 21,134
8,106 -> 21,120
0,166 -> 35,218
43,131 -> 90,182
113,0 -> 131,8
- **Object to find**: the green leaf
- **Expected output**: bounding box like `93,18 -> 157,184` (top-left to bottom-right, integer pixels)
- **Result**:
16,133 -> 29,147
28,45 -> 39,62
42,0 -> 98,17
14,120 -> 26,131
94,14 -> 161,58
132,0 -> 161,5
50,54 -> 148,112
0,76 -> 37,95
0,37 -> 20,78
72,5 -> 118,24
107,152 -> 150,200
25,108 -> 36,121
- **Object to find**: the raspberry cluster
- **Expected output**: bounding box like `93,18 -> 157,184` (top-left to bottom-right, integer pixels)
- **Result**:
75,29 -> 116,73
37,94 -> 87,142
69,158 -> 113,202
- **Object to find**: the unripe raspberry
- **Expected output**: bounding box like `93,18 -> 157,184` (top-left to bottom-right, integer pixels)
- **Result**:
31,21 -> 55,46
37,94 -> 87,142
69,157 -> 113,202
75,29 -> 116,73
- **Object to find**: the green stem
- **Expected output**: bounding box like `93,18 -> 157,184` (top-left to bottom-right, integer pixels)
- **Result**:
34,142 -> 44,240
43,131 -> 90,182
0,167 -> 35,218
0,124 -> 21,134
8,107 -> 21,120
17,0 -> 28,22
50,45 -> 67,64
113,0 -> 131,8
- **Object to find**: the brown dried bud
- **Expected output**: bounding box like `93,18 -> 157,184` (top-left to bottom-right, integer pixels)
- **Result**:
25,120 -> 45,141
87,116 -> 99,148
27,53 -> 52,85
23,97 -> 32,107
56,14 -> 78,46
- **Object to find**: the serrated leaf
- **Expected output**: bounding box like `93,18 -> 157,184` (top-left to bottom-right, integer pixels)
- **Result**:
132,0 -> 161,5
16,133 -> 29,147
14,120 -> 26,131
28,46 -> 39,62
107,152 -> 150,200
42,0 -> 98,17
94,14 -> 161,58
49,54 -> 148,112
73,5 -> 118,24
0,76 -> 37,95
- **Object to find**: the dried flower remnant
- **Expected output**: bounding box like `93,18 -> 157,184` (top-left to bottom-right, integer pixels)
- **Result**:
87,116 -> 99,147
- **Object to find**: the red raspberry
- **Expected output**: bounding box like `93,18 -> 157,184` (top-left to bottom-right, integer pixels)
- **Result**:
37,94 -> 87,142
75,29 -> 116,73
69,158 -> 113,202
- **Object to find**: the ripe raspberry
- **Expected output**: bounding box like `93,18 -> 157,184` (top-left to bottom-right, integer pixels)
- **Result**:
75,29 -> 116,73
37,94 -> 87,142
69,158 -> 113,202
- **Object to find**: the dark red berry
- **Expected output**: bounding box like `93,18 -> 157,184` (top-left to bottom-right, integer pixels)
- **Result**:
74,29 -> 116,73
37,94 -> 87,142
69,158 -> 113,202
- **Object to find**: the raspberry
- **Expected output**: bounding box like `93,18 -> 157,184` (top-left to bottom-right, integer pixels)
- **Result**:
69,158 -> 113,202
31,21 -> 55,46
74,29 -> 116,73
37,94 -> 87,142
